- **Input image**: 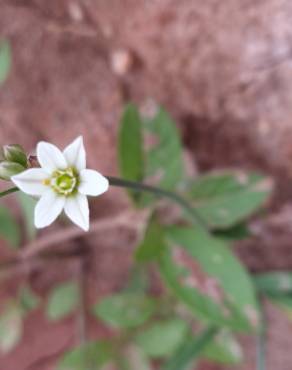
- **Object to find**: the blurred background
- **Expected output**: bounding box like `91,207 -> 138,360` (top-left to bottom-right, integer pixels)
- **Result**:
1,1 -> 292,369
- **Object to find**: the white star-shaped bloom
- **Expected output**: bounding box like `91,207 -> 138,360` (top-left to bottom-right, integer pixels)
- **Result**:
11,136 -> 109,231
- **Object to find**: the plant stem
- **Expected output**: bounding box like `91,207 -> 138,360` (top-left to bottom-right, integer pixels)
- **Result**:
256,333 -> 266,370
107,176 -> 209,233
0,187 -> 18,198
77,259 -> 87,347
256,302 -> 267,370
0,177 -> 209,232
162,325 -> 218,370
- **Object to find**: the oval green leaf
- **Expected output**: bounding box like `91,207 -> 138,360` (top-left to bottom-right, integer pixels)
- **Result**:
93,293 -> 156,328
47,281 -> 79,321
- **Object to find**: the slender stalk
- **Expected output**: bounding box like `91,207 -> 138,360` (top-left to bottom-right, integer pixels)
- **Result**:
0,177 -> 209,232
107,176 -> 209,233
0,187 -> 18,198
77,258 -> 87,347
256,302 -> 267,370
162,325 -> 218,370
256,332 -> 266,370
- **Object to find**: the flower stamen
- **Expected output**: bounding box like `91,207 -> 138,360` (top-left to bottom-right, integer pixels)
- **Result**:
43,179 -> 51,186
46,167 -> 79,196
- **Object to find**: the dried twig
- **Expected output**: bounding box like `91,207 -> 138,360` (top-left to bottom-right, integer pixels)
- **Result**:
0,210 -> 147,279
20,210 -> 144,260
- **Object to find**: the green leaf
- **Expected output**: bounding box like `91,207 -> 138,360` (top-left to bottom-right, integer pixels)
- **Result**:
203,330 -> 242,364
159,247 -> 233,328
135,214 -> 166,262
144,108 -> 184,191
0,187 -> 18,199
160,227 -> 259,330
17,193 -> 37,241
0,302 -> 22,353
124,265 -> 149,294
187,171 -> 272,228
93,293 -> 156,328
18,286 -> 40,313
121,345 -> 152,370
0,205 -> 21,248
254,272 -> 292,296
117,105 -> 185,207
168,227 -> 259,329
0,40 -> 11,85
47,281 -> 79,321
118,104 -> 144,204
57,340 -> 114,370
161,326 -> 217,370
135,318 -> 188,358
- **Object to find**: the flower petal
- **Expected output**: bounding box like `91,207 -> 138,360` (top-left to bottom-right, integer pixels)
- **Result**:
78,169 -> 109,196
34,190 -> 65,229
64,194 -> 89,231
37,141 -> 67,173
63,136 -> 86,171
11,168 -> 49,196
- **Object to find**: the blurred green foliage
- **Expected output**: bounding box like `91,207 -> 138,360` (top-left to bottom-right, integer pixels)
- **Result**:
0,193 -> 36,248
93,293 -> 156,328
203,330 -> 242,364
46,281 -> 79,321
143,108 -> 184,191
17,192 -> 37,241
187,172 -> 271,228
0,206 -> 20,247
118,104 -> 144,204
134,318 -> 188,358
0,302 -> 22,353
18,285 -> 40,313
0,39 -> 11,85
163,226 -> 258,330
135,213 -> 166,262
57,340 -> 114,370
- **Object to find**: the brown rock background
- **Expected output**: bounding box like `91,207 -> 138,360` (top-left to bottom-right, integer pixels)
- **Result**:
1,0 -> 292,369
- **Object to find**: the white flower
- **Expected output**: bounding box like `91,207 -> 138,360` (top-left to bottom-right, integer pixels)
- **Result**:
11,136 -> 109,231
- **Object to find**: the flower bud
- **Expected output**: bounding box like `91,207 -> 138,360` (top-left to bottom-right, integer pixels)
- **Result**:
0,161 -> 26,181
3,144 -> 27,167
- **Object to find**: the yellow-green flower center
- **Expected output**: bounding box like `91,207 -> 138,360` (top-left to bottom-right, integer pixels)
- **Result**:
44,168 -> 79,196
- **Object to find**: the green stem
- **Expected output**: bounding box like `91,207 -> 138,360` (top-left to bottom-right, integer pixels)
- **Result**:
256,302 -> 267,370
162,326 -> 218,370
0,177 -> 209,233
107,176 -> 209,233
0,187 -> 18,198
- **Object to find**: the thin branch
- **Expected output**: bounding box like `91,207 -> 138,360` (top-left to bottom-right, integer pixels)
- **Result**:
20,210 -> 142,260
76,250 -> 88,347
0,248 -> 84,280
107,176 -> 210,233
256,300 -> 267,370
46,22 -> 98,38
0,210 -> 145,278
0,187 -> 18,198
